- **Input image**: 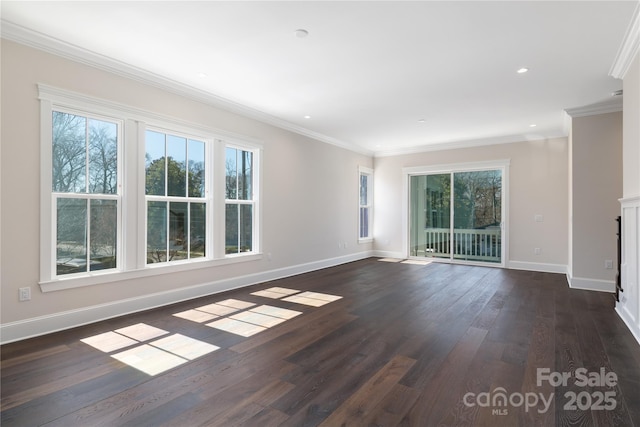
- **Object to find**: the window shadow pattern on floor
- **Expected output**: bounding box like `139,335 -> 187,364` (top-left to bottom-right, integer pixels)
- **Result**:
79,287 -> 342,376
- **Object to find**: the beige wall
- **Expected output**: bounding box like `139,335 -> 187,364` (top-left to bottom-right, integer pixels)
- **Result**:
0,40 -> 373,330
570,112 -> 623,283
373,138 -> 569,269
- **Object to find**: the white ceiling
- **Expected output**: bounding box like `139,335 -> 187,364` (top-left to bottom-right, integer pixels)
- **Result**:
2,1 -> 638,155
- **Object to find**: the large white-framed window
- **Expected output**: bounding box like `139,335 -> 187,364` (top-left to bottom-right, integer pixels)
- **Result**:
50,108 -> 123,278
359,166 -> 373,242
39,84 -> 263,291
144,128 -> 209,265
225,144 -> 261,256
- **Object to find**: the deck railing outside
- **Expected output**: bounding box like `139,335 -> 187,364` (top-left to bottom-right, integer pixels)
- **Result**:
421,227 -> 501,262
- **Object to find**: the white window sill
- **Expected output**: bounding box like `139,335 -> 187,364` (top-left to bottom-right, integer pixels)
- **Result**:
358,238 -> 374,244
39,253 -> 263,293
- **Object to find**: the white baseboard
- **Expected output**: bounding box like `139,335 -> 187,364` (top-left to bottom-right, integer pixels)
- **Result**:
616,305 -> 640,346
371,250 -> 406,259
567,275 -> 616,293
506,260 -> 567,274
0,251 -> 373,344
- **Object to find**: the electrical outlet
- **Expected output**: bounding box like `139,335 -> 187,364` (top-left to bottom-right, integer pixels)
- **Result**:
534,248 -> 541,255
535,214 -> 544,223
605,260 -> 613,269
19,287 -> 31,302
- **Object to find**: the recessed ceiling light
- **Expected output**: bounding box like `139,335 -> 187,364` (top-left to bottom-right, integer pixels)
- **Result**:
517,67 -> 529,74
304,115 -> 311,119
418,119 -> 426,123
197,72 -> 208,78
529,124 -> 537,128
295,29 -> 309,38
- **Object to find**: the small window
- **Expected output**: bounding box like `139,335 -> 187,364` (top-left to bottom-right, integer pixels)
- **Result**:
225,146 -> 256,255
359,166 -> 373,241
145,129 -> 207,264
52,110 -> 120,276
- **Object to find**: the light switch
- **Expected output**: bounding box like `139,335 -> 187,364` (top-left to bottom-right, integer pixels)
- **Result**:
535,214 -> 544,222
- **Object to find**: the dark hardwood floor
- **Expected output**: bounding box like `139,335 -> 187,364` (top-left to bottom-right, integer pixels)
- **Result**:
2,258 -> 640,426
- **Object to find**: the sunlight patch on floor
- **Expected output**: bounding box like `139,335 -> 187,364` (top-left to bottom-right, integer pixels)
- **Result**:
206,317 -> 267,337
215,299 -> 256,309
115,323 -> 169,341
250,287 -> 301,299
282,291 -> 342,307
81,331 -> 138,353
205,303 -> 304,337
172,309 -> 218,323
151,334 -> 219,360
378,258 -> 403,263
194,303 -> 241,316
250,305 -> 302,320
111,344 -> 188,376
83,288 -> 343,375
81,324 -> 218,376
230,311 -> 288,328
401,259 -> 433,265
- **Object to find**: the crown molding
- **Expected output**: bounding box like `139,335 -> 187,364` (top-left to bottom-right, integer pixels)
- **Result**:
564,97 -> 623,118
1,20 -> 372,157
610,2 -> 640,79
374,131 -> 567,158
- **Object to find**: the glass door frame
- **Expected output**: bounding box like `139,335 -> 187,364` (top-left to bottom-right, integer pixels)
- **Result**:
402,159 -> 510,268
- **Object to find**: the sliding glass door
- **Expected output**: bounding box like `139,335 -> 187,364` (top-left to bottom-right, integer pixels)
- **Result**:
409,166 -> 504,265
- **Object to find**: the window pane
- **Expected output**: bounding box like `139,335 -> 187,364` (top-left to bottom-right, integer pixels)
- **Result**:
167,135 -> 187,197
453,170 -> 502,263
57,198 -> 87,275
88,119 -> 117,194
89,199 -> 117,271
169,202 -> 188,261
52,112 -> 86,193
360,207 -> 369,239
453,170 -> 502,229
188,139 -> 205,198
225,147 -> 237,199
147,201 -> 167,263
410,174 -> 450,258
225,204 -> 239,254
360,174 -> 368,206
238,150 -> 252,200
190,203 -> 206,258
240,204 -> 253,252
145,130 -> 166,196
